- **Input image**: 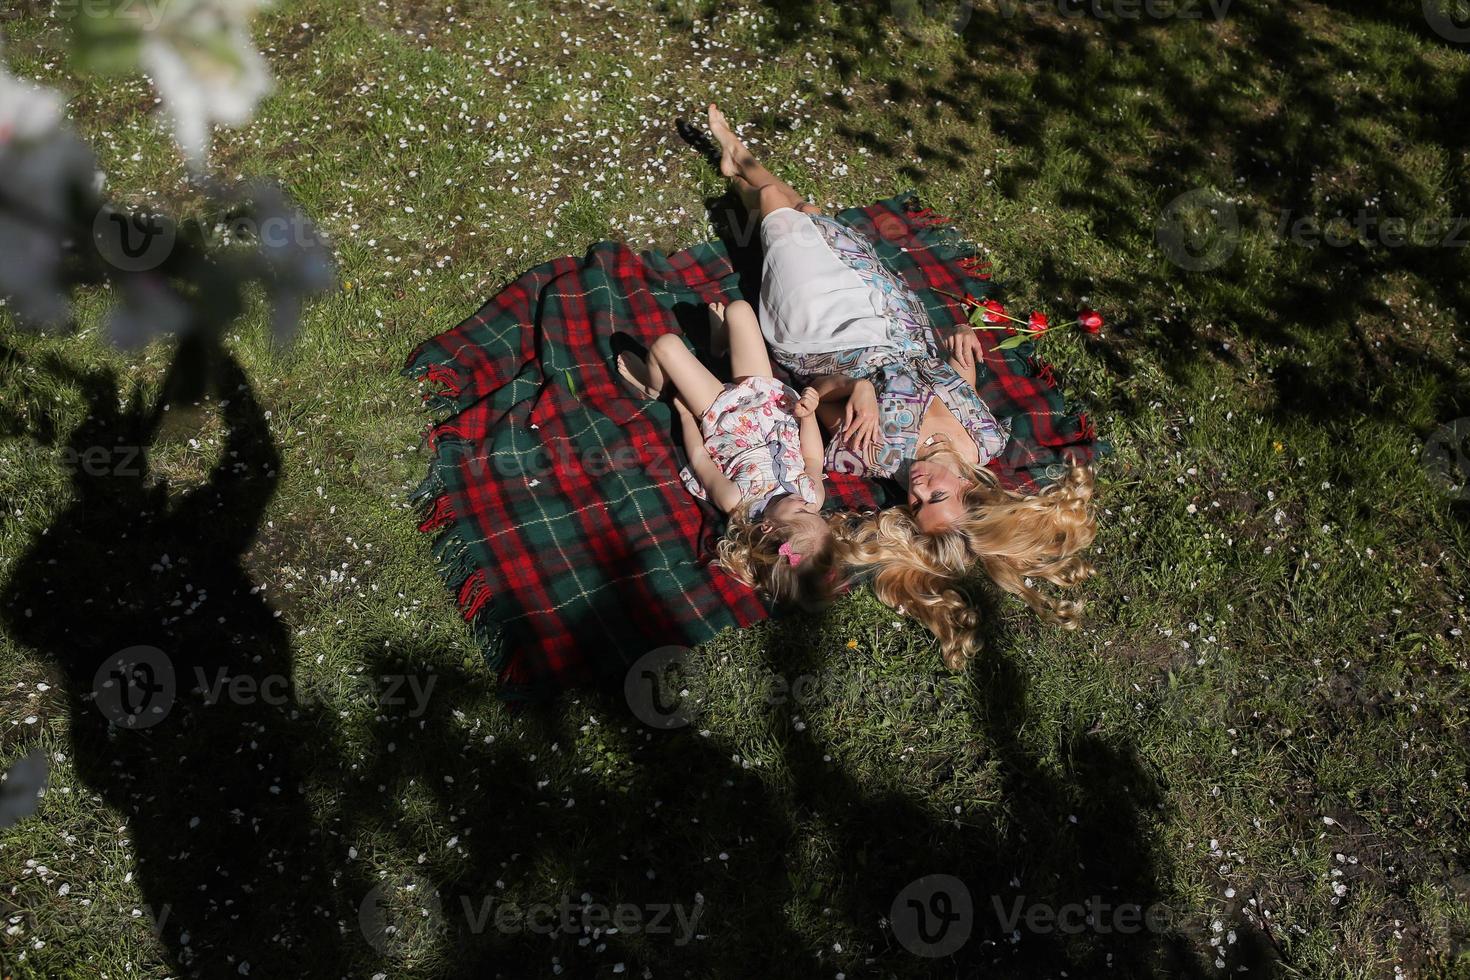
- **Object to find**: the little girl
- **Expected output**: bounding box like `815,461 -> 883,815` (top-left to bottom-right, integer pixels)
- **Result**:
617,300 -> 843,611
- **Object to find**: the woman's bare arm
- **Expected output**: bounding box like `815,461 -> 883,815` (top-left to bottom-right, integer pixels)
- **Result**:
946,328 -> 981,389
808,373 -> 858,403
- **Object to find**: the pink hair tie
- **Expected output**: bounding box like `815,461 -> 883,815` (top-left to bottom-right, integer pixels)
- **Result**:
778,541 -> 803,567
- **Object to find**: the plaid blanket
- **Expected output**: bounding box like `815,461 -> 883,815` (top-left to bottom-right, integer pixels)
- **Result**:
404,193 -> 1100,696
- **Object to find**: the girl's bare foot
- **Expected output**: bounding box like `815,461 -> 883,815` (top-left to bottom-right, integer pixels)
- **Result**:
707,104 -> 752,181
706,301 -> 730,358
615,351 -> 665,400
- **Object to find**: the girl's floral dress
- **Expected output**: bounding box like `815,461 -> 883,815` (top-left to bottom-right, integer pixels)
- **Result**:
680,375 -> 819,516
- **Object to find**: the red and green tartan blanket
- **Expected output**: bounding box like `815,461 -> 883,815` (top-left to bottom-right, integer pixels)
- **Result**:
404,193 -> 1100,696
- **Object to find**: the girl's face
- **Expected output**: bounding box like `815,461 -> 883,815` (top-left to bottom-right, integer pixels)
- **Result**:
907,457 -> 971,533
762,495 -> 829,550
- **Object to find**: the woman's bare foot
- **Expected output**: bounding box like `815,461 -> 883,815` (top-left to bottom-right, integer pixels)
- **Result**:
706,301 -> 730,358
707,104 -> 753,181
615,351 -> 665,400
706,104 -> 813,218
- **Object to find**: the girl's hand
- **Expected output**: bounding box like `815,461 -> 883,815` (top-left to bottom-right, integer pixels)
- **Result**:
793,386 -> 820,419
945,326 -> 983,370
844,379 -> 880,454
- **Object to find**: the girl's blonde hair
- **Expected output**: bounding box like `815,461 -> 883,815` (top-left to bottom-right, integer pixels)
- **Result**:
838,447 -> 1097,668
716,504 -> 845,613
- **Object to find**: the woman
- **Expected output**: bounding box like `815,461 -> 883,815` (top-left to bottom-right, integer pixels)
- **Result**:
705,104 -> 1097,666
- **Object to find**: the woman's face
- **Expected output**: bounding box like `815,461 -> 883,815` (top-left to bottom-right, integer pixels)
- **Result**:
907,457 -> 971,533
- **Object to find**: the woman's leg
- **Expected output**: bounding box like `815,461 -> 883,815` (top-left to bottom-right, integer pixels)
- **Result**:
713,301 -> 772,380
708,104 -> 819,219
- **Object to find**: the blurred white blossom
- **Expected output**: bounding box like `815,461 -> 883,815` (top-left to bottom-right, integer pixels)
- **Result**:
0,61 -> 64,148
0,61 -> 96,330
0,8 -> 326,351
135,0 -> 274,166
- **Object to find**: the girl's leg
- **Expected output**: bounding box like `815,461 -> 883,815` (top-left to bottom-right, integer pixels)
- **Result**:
713,301 -> 773,380
640,333 -> 720,417
708,104 -> 819,219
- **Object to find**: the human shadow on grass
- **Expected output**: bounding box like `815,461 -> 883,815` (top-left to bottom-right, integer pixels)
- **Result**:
1,338 -> 349,978
0,336 -> 830,979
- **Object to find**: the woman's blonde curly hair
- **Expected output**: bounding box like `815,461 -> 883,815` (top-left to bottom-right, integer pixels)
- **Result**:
716,502 -> 847,614
837,446 -> 1097,668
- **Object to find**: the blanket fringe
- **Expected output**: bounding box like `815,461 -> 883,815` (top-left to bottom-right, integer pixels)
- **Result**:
401,346 -> 468,414
427,420 -> 471,452
1031,359 -> 1058,389
400,344 -> 515,679
897,193 -> 994,293
470,614 -> 509,677
906,205 -> 950,229
410,467 -> 445,508
422,364 -> 463,400
958,256 -> 993,280
414,492 -> 512,676
458,568 -> 494,621
1077,412 -> 1096,442
418,495 -> 457,533
431,529 -> 475,585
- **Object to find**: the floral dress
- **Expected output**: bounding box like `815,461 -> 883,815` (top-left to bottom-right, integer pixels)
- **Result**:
679,375 -> 820,516
770,214 -> 1011,479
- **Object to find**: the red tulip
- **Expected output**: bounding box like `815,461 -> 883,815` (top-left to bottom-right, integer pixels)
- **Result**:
1077,308 -> 1104,334
1028,311 -> 1050,333
981,299 -> 1008,325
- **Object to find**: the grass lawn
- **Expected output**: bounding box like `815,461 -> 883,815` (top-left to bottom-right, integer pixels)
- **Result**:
2,0 -> 1470,976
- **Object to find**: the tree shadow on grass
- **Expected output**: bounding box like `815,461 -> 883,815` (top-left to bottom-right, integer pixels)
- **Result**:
1,338 -> 351,977
725,0 -> 1470,434
329,636 -> 810,977
342,592 -> 1276,976
313,593 -> 1240,975
0,336 -> 1275,977
743,607 -> 1271,978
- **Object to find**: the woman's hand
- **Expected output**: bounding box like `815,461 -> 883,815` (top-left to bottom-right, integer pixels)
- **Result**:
793,386 -> 820,419
843,379 -> 880,454
945,326 -> 983,370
